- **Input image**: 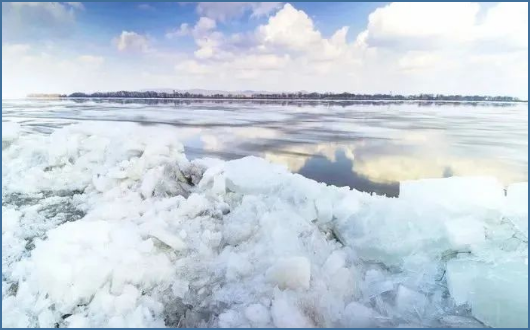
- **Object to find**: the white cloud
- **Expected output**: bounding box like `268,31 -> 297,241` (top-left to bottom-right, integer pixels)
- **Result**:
364,2 -> 479,48
77,55 -> 105,67
361,2 -> 528,52
194,17 -> 217,34
166,23 -> 190,39
2,44 -> 107,98
2,43 -> 32,58
474,2 -> 528,51
257,3 -> 322,51
137,3 -> 155,11
256,4 -> 355,64
250,2 -> 283,18
114,31 -> 150,52
175,53 -> 289,78
2,2 -> 528,99
2,2 -> 83,39
167,17 -> 216,39
398,51 -> 442,71
195,2 -> 282,22
155,2 -> 529,98
175,60 -> 212,75
65,2 -> 85,10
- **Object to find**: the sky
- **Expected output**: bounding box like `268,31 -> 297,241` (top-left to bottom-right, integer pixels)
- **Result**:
2,2 -> 528,98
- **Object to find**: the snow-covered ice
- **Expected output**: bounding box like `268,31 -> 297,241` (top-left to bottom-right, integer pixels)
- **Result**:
2,122 -> 528,328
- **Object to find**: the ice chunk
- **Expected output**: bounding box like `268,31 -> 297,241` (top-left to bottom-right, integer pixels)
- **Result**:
37,310 -> 55,328
439,315 -> 485,328
141,167 -> 162,198
2,122 -> 527,328
28,220 -> 173,310
149,230 -> 186,251
2,207 -> 21,234
506,182 -> 528,236
222,156 -> 288,194
447,258 -> 528,328
332,194 -> 361,220
315,196 -> 333,224
444,216 -> 485,249
322,250 -> 346,276
395,285 -> 428,318
507,182 -> 528,214
2,122 -> 20,142
225,253 -> 253,281
470,261 -> 528,328
340,301 -> 378,328
446,259 -> 480,306
244,304 -> 271,326
271,290 -> 313,328
266,257 -> 311,290
65,314 -> 89,328
400,176 -> 505,211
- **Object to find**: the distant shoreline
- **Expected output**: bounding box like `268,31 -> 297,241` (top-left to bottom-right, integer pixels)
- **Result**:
26,91 -> 527,103
22,96 -> 528,104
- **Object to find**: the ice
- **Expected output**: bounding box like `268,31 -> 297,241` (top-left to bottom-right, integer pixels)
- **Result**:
395,285 -> 429,319
211,155 -> 288,194
340,301 -> 379,328
1,207 -> 21,234
266,257 -> 311,290
446,259 -> 480,306
400,176 -> 505,211
2,122 -> 527,328
444,216 -> 485,250
271,290 -> 314,328
2,122 -> 20,142
447,257 -> 528,328
244,303 -> 272,327
506,182 -> 528,237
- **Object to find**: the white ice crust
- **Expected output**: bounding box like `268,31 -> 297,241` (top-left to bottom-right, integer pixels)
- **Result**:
2,122 -> 527,328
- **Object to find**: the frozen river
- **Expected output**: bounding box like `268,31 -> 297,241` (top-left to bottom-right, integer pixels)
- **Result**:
2,98 -> 528,197
2,98 -> 528,328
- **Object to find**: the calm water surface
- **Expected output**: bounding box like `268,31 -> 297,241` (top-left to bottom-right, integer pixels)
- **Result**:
2,99 -> 528,197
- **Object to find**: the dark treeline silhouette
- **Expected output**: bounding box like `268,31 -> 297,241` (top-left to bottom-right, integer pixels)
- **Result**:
69,97 -> 519,108
67,91 -> 524,102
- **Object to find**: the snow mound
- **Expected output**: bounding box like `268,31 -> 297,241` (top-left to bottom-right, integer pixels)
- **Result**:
2,122 -> 527,328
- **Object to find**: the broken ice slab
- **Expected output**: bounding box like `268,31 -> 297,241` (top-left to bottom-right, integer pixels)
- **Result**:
447,257 -> 528,328
506,182 -> 528,237
400,176 -> 505,211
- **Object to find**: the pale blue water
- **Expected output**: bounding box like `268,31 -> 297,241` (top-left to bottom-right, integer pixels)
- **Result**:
3,98 -> 528,196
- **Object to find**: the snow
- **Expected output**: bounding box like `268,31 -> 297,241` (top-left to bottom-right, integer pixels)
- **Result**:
2,122 -> 20,142
341,301 -> 379,328
266,257 -> 311,290
2,122 -> 528,328
244,303 -> 271,326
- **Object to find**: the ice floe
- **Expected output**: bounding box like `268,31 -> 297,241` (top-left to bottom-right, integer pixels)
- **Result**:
2,122 -> 528,328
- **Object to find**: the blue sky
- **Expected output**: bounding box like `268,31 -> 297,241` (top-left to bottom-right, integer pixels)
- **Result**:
2,2 -> 528,98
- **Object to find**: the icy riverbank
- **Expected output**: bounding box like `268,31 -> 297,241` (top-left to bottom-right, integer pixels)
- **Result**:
2,122 -> 528,328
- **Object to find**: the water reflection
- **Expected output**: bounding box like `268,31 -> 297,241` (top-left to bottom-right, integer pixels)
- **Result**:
298,148 -> 400,197
3,98 -> 527,197
66,97 -> 522,108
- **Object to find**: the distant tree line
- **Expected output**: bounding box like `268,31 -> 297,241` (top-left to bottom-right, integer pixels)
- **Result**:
67,91 -> 524,102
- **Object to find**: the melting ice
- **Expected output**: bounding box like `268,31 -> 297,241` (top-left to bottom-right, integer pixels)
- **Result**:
2,122 -> 528,328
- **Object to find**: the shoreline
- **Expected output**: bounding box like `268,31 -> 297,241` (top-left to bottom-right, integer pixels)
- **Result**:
18,96 -> 529,104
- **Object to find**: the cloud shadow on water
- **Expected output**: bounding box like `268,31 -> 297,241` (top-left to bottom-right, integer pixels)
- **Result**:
298,148 -> 400,197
